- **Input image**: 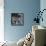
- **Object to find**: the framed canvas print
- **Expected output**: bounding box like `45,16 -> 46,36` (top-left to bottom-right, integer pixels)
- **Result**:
11,13 -> 24,26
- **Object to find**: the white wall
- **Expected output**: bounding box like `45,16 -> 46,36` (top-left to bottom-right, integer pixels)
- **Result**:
0,0 -> 4,42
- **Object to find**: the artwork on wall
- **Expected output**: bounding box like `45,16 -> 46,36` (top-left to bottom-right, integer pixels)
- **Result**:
11,13 -> 24,26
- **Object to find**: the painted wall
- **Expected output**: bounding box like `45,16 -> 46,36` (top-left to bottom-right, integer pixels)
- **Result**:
0,0 -> 4,42
40,0 -> 46,26
40,0 -> 46,45
4,0 -> 40,42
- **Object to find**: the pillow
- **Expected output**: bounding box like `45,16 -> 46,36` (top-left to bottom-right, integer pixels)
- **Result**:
17,37 -> 25,46
23,32 -> 34,46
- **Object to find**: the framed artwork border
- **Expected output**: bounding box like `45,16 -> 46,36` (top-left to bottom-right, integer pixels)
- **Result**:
11,13 -> 24,26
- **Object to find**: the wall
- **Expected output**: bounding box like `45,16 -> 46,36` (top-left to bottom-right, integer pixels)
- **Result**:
40,0 -> 46,45
40,0 -> 46,26
0,0 -> 4,42
4,0 -> 40,42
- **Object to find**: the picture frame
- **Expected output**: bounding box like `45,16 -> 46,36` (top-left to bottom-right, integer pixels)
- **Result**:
11,13 -> 24,26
